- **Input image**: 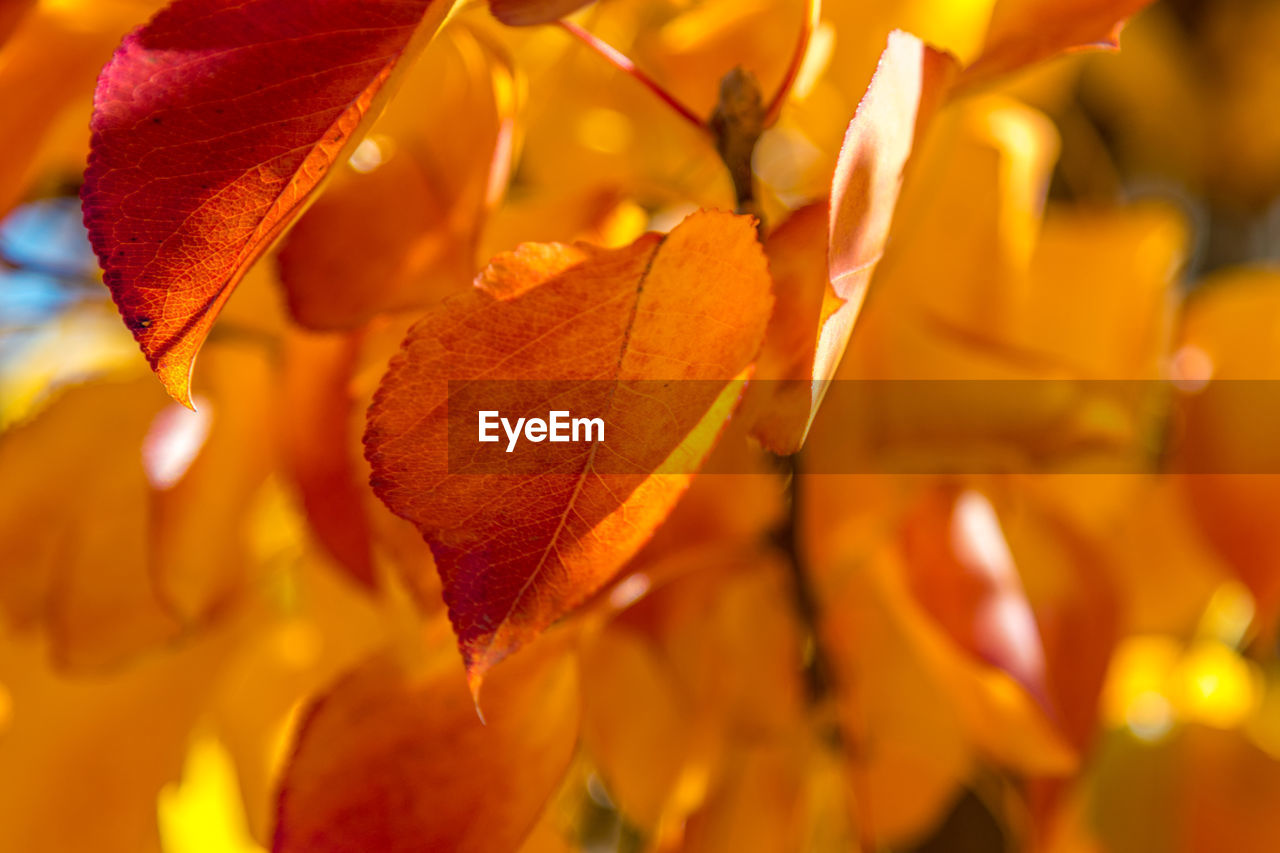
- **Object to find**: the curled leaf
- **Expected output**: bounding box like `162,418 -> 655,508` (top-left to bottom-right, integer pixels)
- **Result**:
749,31 -> 958,454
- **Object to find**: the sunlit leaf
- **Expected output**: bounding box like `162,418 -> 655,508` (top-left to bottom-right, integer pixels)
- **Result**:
364,209 -> 772,687
82,0 -> 459,405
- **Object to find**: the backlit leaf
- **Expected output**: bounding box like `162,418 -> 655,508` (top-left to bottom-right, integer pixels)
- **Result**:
750,31 -> 957,454
82,0 -> 458,406
365,209 -> 772,687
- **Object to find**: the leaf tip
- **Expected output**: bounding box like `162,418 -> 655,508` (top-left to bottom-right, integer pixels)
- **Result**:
157,358 -> 198,411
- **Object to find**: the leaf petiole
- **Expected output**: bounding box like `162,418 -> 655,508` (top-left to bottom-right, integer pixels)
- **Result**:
556,20 -> 710,135
763,0 -> 822,127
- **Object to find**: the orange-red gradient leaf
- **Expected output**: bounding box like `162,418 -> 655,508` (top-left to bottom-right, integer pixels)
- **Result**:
488,0 -> 592,27
273,633 -> 579,853
364,210 -> 772,687
81,0 -> 457,406
959,0 -> 1155,92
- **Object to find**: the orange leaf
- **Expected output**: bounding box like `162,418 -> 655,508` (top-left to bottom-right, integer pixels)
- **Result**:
959,0 -> 1156,92
273,632 -> 579,853
0,378 -> 179,668
364,209 -> 772,688
750,31 -> 957,454
280,330 -> 376,588
0,0 -> 35,46
82,0 -> 458,406
900,487 -> 1051,710
1174,269 -> 1280,635
278,23 -> 518,331
0,341 -> 273,666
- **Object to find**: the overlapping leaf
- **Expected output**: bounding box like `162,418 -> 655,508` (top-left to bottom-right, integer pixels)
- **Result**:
959,0 -> 1157,92
365,210 -> 772,687
278,23 -> 518,331
82,0 -> 458,405
750,31 -> 957,453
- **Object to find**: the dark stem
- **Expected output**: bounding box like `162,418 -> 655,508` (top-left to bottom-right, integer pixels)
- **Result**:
772,457 -> 875,851
710,67 -> 766,225
771,452 -> 835,705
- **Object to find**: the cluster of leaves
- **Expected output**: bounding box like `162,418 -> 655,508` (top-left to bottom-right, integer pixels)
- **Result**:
4,0 -> 1280,850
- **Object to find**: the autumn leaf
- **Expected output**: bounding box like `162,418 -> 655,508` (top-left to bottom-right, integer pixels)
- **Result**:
900,487 -> 1051,711
0,0 -> 35,47
273,628 -> 579,853
0,378 -> 180,669
749,31 -> 958,454
1173,269 -> 1280,637
278,22 -> 518,331
489,0 -> 593,27
580,549 -> 804,831
364,209 -> 772,688
959,0 -> 1156,93
0,338 -> 273,666
81,0 -> 458,406
280,330 -> 376,588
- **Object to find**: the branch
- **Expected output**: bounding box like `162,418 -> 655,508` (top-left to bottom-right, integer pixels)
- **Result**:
710,68 -> 766,225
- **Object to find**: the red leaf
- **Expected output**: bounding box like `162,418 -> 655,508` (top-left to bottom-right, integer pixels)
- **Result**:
82,0 -> 457,406
489,0 -> 593,27
364,210 -> 773,689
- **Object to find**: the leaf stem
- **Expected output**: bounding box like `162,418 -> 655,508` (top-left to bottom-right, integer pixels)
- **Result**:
763,0 -> 822,127
556,20 -> 710,135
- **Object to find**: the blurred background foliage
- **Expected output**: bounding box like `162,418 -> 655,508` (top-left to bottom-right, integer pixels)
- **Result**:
3,0 -> 1280,851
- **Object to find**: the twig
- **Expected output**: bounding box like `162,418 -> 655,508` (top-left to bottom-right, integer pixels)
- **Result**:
763,0 -> 822,126
556,20 -> 710,135
710,68 -> 767,224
